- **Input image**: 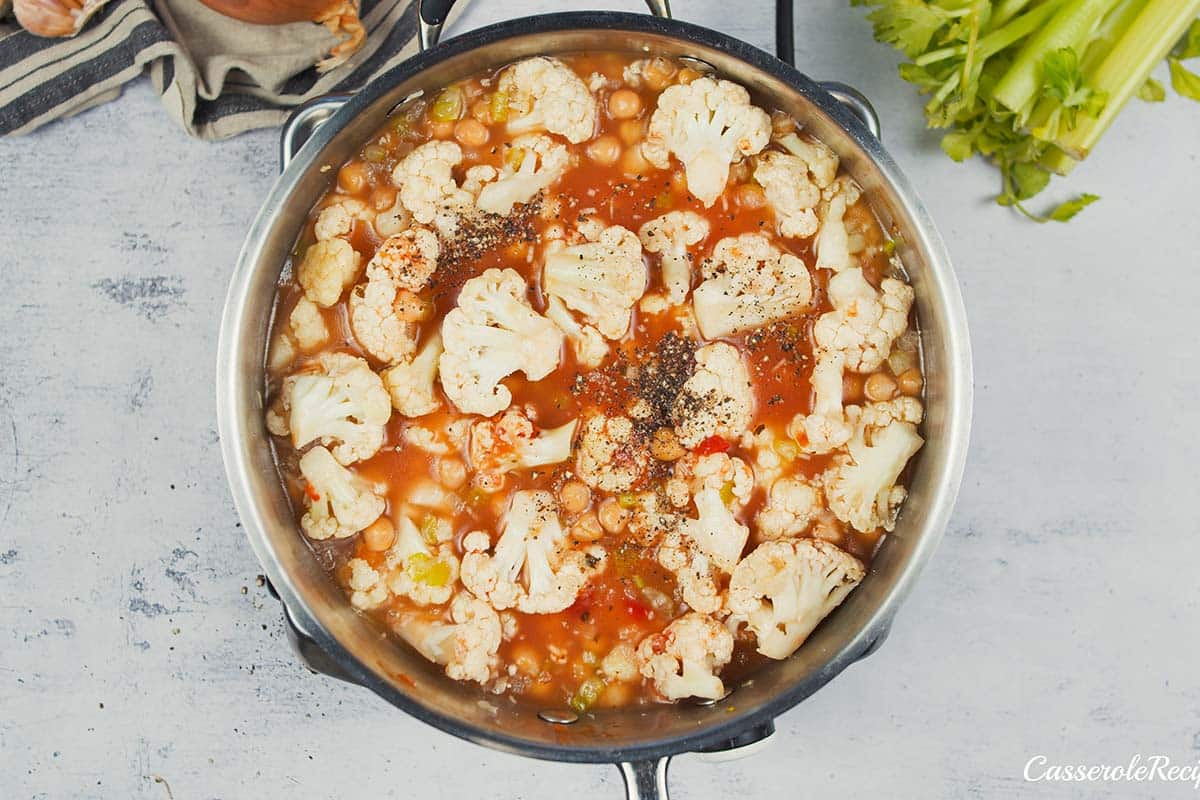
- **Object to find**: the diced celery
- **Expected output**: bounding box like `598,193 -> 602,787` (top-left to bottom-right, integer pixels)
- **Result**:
430,87 -> 464,122
569,677 -> 605,713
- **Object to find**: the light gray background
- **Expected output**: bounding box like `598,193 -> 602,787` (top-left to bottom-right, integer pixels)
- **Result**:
2,1 -> 1198,798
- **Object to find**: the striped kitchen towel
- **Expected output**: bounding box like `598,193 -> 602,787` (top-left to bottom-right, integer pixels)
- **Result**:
0,0 -> 431,139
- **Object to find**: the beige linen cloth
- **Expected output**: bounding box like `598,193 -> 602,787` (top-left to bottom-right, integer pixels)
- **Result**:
0,0 -> 449,138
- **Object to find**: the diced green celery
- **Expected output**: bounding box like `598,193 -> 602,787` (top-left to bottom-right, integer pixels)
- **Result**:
490,90 -> 510,122
569,677 -> 605,713
430,87 -> 464,122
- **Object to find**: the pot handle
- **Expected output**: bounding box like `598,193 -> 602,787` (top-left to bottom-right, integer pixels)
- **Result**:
280,94 -> 353,171
417,0 -> 672,51
618,758 -> 671,800
817,81 -> 882,140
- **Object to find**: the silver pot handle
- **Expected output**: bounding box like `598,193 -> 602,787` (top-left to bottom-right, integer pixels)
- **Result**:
817,80 -> 882,139
280,94 -> 352,171
618,758 -> 671,800
418,0 -> 672,51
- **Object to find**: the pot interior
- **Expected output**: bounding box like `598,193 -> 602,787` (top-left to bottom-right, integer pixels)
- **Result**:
221,12 -> 970,762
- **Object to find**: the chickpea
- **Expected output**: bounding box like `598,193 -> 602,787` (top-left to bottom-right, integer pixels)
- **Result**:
586,134 -> 621,166
430,119 -> 456,139
559,480 -> 591,514
650,427 -> 685,461
598,681 -> 632,708
608,89 -> 643,119
454,118 -> 489,148
597,497 -> 629,533
735,183 -> 767,210
470,98 -> 491,124
843,372 -> 865,404
642,57 -> 677,91
394,289 -> 432,322
864,372 -> 899,402
621,146 -> 651,176
897,367 -> 924,396
617,118 -> 645,146
510,644 -> 541,676
676,67 -> 701,85
337,161 -> 369,194
362,517 -> 396,551
669,168 -> 688,196
437,457 -> 467,490
369,185 -> 398,212
571,513 -> 604,542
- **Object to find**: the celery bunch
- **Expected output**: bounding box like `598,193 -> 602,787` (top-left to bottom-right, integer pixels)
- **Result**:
853,0 -> 1200,221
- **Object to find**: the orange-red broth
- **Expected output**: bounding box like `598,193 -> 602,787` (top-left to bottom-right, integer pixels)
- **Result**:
267,52 -> 921,709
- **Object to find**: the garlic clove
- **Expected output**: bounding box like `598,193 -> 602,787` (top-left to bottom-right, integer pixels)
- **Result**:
15,0 -> 110,37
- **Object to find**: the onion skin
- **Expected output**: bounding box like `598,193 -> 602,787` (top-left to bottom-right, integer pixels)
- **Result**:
14,0 -> 110,37
194,0 -> 364,71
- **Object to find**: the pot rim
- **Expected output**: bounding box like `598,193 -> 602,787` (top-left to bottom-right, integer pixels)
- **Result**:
217,9 -> 973,763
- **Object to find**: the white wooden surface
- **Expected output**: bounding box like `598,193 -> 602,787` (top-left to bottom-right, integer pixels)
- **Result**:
3,1 -> 1199,797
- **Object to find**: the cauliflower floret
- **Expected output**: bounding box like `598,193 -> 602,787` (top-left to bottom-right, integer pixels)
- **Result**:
394,594 -> 503,684
542,224 -> 647,340
728,539 -> 865,659
691,233 -> 812,339
545,296 -> 609,368
475,134 -> 570,216
385,513 -> 460,606
680,484 -> 750,574
365,226 -> 438,291
823,397 -> 924,533
755,477 -> 822,540
439,268 -> 564,416
283,352 -> 391,465
814,176 -> 865,273
739,424 -> 788,487
297,238 -> 361,308
289,296 -> 329,350
754,150 -> 824,239
348,277 -> 421,366
575,413 -> 649,493
636,611 -> 733,701
788,348 -> 852,455
671,342 -> 754,449
656,529 -> 722,615
468,407 -> 579,489
314,197 -> 374,242
638,211 -> 709,304
642,77 -> 771,207
461,490 -> 600,614
298,446 -> 385,540
812,267 -> 914,373
777,131 -> 839,188
346,558 -> 390,610
391,140 -> 472,235
498,57 -> 598,144
381,330 -> 443,417
672,452 -> 754,509
373,195 -> 411,238
600,642 -> 640,683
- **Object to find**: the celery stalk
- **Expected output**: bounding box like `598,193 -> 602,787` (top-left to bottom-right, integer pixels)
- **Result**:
992,0 -> 1125,113
1056,0 -> 1200,158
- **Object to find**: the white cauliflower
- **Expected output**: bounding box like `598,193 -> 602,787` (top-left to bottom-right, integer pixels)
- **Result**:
385,513 -> 460,606
460,490 -> 600,614
787,348 -> 852,455
823,398 -> 924,533
394,594 -> 503,684
638,211 -> 709,304
345,557 -> 391,610
365,226 -> 438,291
468,407 -> 578,489
679,484 -> 750,574
672,452 -> 754,509
575,413 -> 648,493
656,529 -> 722,615
642,77 -> 771,207
778,131 -> 839,188
348,277 -> 420,366
476,134 -> 570,216
439,268 -> 564,416
600,642 -> 640,683
691,233 -> 812,339
289,296 -> 329,350
636,612 -> 734,701
671,342 -> 754,449
754,150 -> 824,239
814,176 -> 865,273
314,197 -> 374,241
298,446 -> 385,540
813,267 -> 914,373
728,539 -> 864,659
542,224 -> 647,340
373,195 -> 411,238
755,477 -> 822,540
545,296 -> 609,368
282,352 -> 391,465
391,140 -> 472,235
381,330 -> 443,417
498,57 -> 598,144
297,238 -> 361,308
739,424 -> 789,488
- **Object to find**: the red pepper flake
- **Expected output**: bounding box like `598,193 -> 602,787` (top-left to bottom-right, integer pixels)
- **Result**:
694,435 -> 731,456
304,482 -> 321,502
624,599 -> 650,621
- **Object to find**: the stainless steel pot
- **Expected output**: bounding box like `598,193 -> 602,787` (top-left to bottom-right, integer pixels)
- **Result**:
216,2 -> 973,797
